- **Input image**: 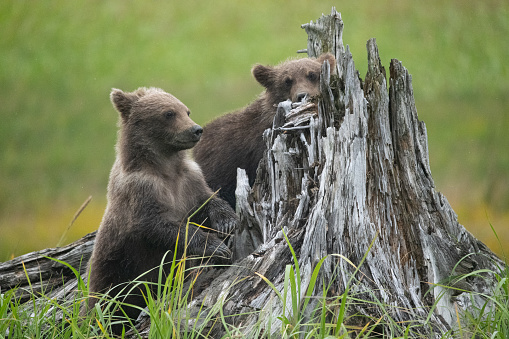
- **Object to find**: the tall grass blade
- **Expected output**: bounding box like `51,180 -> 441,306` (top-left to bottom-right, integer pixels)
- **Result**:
45,256 -> 88,293
57,195 -> 92,247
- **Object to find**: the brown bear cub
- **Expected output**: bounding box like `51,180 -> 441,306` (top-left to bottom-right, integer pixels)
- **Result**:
193,53 -> 336,208
86,87 -> 237,334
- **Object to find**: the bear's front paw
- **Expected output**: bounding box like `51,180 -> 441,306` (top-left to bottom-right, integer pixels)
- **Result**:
210,209 -> 238,237
188,233 -> 232,264
204,236 -> 232,265
213,242 -> 232,265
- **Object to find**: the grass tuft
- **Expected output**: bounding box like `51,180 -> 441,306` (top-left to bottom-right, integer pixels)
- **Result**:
1,225 -> 508,338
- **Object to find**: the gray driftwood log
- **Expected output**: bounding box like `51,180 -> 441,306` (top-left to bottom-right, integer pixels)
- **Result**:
0,231 -> 95,303
0,8 -> 502,338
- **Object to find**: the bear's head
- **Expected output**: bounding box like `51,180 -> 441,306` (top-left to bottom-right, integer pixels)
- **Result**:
111,87 -> 202,157
252,53 -> 336,105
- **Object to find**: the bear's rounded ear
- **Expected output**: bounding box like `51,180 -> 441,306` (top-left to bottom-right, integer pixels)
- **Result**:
252,64 -> 275,89
317,53 -> 337,75
110,88 -> 138,121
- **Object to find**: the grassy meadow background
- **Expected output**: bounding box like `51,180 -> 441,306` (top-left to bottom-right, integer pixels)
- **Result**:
0,1 -> 508,260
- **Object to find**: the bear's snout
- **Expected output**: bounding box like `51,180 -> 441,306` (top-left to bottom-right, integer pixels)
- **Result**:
172,124 -> 203,150
296,92 -> 309,103
191,125 -> 203,140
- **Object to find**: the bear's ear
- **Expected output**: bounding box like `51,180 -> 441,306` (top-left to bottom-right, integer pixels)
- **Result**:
252,64 -> 276,89
110,88 -> 140,121
317,53 -> 337,74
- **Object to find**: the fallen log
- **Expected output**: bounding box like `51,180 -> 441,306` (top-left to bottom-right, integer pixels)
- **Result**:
0,231 -> 94,303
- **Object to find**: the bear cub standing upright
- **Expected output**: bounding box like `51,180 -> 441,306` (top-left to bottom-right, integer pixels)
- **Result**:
86,87 -> 238,333
193,53 -> 336,208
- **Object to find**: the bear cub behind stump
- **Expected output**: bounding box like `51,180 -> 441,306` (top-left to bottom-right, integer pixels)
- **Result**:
86,87 -> 238,334
193,53 -> 336,208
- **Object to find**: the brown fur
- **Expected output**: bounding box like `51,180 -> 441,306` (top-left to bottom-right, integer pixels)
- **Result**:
85,87 -> 237,334
193,53 -> 336,207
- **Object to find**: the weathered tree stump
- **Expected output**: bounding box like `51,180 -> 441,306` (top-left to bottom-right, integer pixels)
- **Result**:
0,8 -> 502,338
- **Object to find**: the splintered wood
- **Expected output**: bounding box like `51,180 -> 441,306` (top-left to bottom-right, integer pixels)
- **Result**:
275,100 -> 317,131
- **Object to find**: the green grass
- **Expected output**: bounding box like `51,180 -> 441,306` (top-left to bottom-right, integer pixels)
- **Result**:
0,0 -> 508,259
1,230 -> 508,338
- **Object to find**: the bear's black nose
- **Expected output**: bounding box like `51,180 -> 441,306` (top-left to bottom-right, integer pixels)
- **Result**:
296,92 -> 308,102
191,125 -> 203,138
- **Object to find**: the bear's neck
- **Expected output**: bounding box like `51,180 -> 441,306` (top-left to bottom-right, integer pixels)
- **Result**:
117,135 -> 184,175
245,93 -> 278,129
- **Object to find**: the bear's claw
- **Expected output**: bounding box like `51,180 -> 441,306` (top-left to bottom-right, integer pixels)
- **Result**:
210,209 -> 238,236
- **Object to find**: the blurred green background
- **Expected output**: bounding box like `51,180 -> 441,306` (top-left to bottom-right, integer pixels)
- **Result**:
0,1 -> 508,260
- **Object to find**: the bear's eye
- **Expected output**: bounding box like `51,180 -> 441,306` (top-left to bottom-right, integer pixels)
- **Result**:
307,72 -> 318,82
164,111 -> 176,119
284,77 -> 293,87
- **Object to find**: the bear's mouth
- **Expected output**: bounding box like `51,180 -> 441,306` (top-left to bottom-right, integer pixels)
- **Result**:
172,137 -> 200,150
173,125 -> 203,149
